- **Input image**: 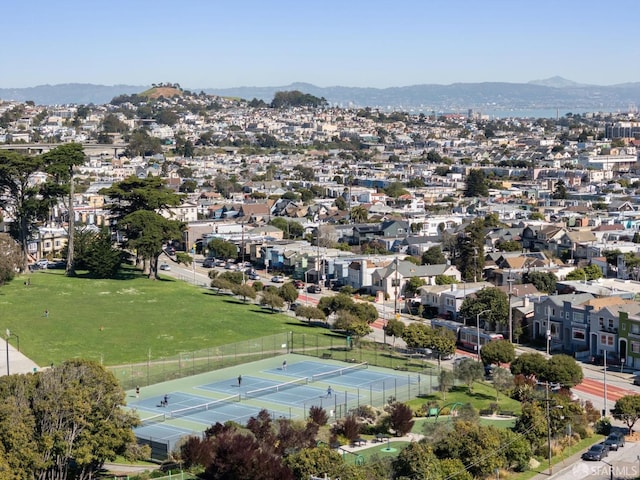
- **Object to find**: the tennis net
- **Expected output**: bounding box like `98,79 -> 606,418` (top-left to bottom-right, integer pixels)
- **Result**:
311,362 -> 368,383
244,377 -> 309,399
169,394 -> 241,420
140,413 -> 167,427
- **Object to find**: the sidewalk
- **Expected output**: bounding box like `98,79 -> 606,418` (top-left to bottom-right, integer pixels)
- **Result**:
0,342 -> 39,377
337,432 -> 423,454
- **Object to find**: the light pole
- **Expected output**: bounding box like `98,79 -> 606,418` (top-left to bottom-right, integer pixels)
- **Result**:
476,309 -> 491,361
5,329 -> 19,376
544,382 -> 563,475
546,307 -> 551,357
603,352 -> 608,417
507,273 -> 514,343
601,460 -> 614,480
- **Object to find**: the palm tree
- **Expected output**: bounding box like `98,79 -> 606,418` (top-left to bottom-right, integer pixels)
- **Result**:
350,205 -> 368,223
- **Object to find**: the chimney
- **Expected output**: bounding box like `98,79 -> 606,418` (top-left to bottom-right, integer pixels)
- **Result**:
451,284 -> 457,291
523,296 -> 530,308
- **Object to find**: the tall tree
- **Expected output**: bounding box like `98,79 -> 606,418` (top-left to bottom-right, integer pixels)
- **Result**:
422,246 -> 446,265
0,359 -> 139,480
612,395 -> 640,434
480,339 -> 516,366
552,179 -> 568,199
459,287 -> 509,330
454,358 -> 484,393
207,238 -> 237,259
439,370 -> 455,401
83,227 -> 122,278
384,318 -> 405,345
41,143 -> 87,276
100,175 -> 184,220
294,305 -> 326,324
464,169 -> 489,197
0,151 -> 49,272
100,176 -> 184,279
456,218 -> 487,282
524,271 -> 557,293
120,210 -> 184,279
350,205 -> 368,223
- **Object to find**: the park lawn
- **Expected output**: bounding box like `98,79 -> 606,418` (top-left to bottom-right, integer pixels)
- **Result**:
411,416 -> 516,434
0,268 -> 340,366
405,382 -> 522,415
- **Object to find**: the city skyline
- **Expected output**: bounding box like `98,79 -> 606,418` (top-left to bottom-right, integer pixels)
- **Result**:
2,0 -> 639,90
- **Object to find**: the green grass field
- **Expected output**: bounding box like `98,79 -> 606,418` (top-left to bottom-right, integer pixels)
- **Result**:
406,382 -> 522,415
0,268 -> 340,366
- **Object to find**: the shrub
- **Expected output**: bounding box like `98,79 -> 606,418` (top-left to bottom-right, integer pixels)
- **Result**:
330,415 -> 360,442
308,405 -> 329,426
385,402 -> 415,436
350,404 -> 378,421
594,417 -> 612,435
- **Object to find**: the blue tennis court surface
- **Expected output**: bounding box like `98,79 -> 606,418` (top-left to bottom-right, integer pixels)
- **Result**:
128,354 -> 427,460
265,360 -> 418,391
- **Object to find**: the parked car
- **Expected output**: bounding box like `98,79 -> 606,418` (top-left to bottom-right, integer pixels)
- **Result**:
33,259 -> 49,270
290,302 -> 302,311
293,280 -> 305,289
271,276 -> 285,283
160,263 -> 171,271
604,432 -> 625,451
248,273 -> 261,281
581,443 -> 609,461
202,257 -> 216,268
47,260 -> 66,269
307,284 -> 322,294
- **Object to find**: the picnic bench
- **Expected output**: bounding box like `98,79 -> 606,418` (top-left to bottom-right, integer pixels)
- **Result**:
374,433 -> 390,443
352,438 -> 367,447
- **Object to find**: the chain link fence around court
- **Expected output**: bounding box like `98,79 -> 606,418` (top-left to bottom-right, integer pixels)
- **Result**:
289,332 -> 442,375
107,331 -> 441,396
108,333 -> 291,390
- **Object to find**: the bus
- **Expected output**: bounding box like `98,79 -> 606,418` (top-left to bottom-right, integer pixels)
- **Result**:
430,318 -> 503,352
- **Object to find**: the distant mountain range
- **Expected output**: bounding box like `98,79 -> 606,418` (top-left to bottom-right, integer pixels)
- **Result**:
1,78 -> 639,112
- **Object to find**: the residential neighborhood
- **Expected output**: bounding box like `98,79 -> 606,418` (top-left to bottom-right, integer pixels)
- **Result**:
5,88 -> 640,478
3,88 -> 640,370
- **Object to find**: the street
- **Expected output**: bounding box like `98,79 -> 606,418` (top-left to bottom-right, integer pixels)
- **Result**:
550,441 -> 640,480
165,254 -> 640,417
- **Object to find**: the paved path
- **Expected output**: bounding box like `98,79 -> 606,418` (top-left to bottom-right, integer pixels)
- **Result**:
0,342 -> 40,377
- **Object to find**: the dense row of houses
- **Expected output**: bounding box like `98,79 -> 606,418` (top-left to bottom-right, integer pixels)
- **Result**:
4,96 -> 640,367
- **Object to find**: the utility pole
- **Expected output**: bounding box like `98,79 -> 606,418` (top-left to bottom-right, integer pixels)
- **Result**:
394,257 -> 399,314
546,383 -> 552,475
476,309 -> 491,361
604,352 -> 608,417
316,226 -> 321,287
473,247 -> 478,283
507,273 -> 514,343
241,220 -> 245,267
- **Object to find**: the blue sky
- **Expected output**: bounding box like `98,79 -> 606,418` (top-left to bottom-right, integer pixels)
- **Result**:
2,0 -> 638,89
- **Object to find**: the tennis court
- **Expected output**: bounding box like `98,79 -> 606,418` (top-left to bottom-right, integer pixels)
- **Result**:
127,354 -> 428,460
265,360 -> 419,392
